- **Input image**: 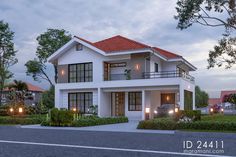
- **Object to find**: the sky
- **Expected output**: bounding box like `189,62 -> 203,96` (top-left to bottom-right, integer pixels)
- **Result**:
0,0 -> 235,98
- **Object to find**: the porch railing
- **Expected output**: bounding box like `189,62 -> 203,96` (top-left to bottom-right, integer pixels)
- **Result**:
105,71 -> 194,82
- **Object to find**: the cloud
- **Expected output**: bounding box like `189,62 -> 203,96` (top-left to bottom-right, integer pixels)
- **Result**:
0,0 -> 235,94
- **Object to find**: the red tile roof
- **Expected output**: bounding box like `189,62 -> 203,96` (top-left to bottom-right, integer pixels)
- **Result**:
220,90 -> 236,102
152,47 -> 181,59
4,82 -> 44,92
74,35 -> 181,59
208,98 -> 221,105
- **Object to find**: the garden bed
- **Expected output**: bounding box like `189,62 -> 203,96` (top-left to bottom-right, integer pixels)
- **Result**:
137,115 -> 236,132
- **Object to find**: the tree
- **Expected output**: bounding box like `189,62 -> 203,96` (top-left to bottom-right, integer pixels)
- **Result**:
7,80 -> 32,106
41,86 -> 54,109
0,20 -> 18,105
195,86 -> 209,108
175,0 -> 236,68
25,29 -> 71,86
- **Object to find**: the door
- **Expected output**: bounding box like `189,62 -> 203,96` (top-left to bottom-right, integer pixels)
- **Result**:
111,92 -> 125,116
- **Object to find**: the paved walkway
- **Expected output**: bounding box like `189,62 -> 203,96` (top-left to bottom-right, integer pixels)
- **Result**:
21,121 -> 175,134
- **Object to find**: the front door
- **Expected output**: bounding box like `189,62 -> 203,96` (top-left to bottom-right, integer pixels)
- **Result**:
111,92 -> 125,116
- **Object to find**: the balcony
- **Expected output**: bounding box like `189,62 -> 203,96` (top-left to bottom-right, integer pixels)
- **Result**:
104,71 -> 195,83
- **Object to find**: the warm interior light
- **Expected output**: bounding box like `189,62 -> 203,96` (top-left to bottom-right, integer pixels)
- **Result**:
175,107 -> 179,113
145,107 -> 150,113
19,107 -> 23,113
61,69 -> 65,75
166,95 -> 170,101
135,64 -> 140,70
10,108 -> 14,112
72,107 -> 76,112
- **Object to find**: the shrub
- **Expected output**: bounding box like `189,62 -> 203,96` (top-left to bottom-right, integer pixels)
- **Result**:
174,110 -> 201,121
72,116 -> 128,127
137,117 -> 236,131
49,108 -> 74,126
137,118 -> 177,130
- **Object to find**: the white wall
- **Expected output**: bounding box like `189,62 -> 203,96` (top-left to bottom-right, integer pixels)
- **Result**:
150,55 -> 162,72
99,89 -> 111,117
150,91 -> 161,119
162,61 -> 178,71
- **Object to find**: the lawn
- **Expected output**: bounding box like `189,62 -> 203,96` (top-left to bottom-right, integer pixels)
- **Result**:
201,114 -> 236,122
0,114 -> 46,125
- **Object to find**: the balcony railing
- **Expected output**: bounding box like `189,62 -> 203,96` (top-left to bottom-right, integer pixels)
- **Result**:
105,71 -> 194,82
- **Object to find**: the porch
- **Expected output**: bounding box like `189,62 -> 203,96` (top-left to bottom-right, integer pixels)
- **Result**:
98,87 -> 181,120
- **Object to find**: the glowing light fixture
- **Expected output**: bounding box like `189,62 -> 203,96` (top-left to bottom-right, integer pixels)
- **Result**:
168,110 -> 174,114
166,95 -> 170,101
19,107 -> 23,113
10,108 -> 14,113
61,69 -> 65,75
175,107 -> 179,113
221,108 -> 224,112
210,108 -> 214,112
154,110 -> 157,114
72,107 -> 76,112
135,64 -> 140,70
145,107 -> 150,113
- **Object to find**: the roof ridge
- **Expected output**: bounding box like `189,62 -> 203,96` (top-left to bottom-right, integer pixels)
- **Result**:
94,35 -> 150,48
74,35 -> 94,45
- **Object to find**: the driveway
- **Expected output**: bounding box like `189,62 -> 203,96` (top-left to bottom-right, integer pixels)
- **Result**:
21,121 -> 175,134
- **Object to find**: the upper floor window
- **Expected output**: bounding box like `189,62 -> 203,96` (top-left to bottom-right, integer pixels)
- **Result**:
69,62 -> 93,83
155,63 -> 159,72
76,43 -> 83,51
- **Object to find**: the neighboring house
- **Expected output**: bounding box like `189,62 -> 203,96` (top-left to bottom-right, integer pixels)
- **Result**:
2,82 -> 44,106
209,90 -> 236,109
48,35 -> 196,120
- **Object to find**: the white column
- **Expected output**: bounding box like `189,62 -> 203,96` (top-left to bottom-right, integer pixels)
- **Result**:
179,84 -> 184,110
192,85 -> 196,110
54,85 -> 60,109
142,90 -> 145,120
97,88 -> 101,117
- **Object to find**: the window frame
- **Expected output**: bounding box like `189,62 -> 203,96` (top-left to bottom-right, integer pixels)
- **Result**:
68,92 -> 93,114
154,63 -> 159,72
68,62 -> 93,83
128,92 -> 142,111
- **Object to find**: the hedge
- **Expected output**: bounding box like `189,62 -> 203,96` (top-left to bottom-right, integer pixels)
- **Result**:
137,118 -> 236,131
0,115 -> 45,125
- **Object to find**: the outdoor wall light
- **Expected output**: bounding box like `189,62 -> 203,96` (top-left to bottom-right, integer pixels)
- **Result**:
135,64 -> 140,70
175,107 -> 179,113
154,110 -> 157,114
9,108 -> 14,113
210,108 -> 214,112
19,107 -> 23,113
145,107 -> 150,113
72,107 -> 76,112
166,95 -> 170,101
221,108 -> 224,112
61,69 -> 65,75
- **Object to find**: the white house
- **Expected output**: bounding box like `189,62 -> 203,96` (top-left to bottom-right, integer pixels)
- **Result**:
48,35 -> 197,120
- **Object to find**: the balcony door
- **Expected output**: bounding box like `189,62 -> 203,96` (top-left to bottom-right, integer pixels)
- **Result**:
111,92 -> 125,116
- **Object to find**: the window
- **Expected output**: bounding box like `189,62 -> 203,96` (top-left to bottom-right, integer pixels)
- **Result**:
68,92 -> 93,113
69,62 -> 93,82
76,43 -> 83,51
128,92 -> 142,111
155,63 -> 159,72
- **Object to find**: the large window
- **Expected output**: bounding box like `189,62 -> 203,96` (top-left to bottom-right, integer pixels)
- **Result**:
128,92 -> 142,111
69,62 -> 92,83
68,92 -> 93,113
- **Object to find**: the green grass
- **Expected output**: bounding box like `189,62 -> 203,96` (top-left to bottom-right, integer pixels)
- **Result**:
201,114 -> 236,122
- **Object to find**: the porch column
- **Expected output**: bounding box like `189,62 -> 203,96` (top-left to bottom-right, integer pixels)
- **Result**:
142,90 -> 145,120
179,85 -> 184,110
97,88 -> 101,117
192,86 -> 196,110
54,86 -> 61,109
